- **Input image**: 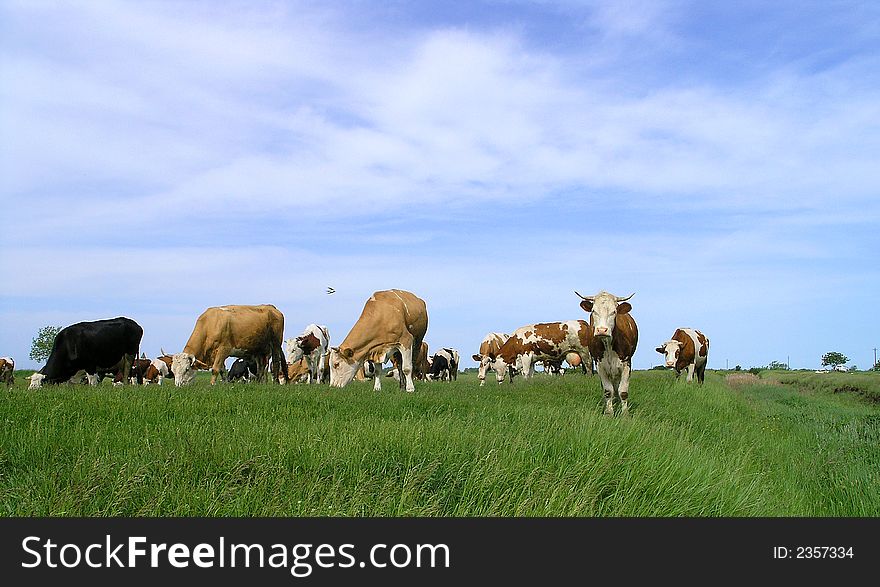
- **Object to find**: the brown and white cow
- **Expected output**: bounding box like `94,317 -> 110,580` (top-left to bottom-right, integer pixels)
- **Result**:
656,328 -> 709,383
112,357 -> 152,386
472,333 -> 510,386
0,357 -> 14,386
487,321 -> 593,383
329,289 -> 428,393
171,304 -> 287,386
575,290 -> 638,416
285,324 -> 330,384
144,353 -> 174,385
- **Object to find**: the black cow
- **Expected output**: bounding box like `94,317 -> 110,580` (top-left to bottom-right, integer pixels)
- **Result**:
28,317 -> 143,389
227,357 -> 259,382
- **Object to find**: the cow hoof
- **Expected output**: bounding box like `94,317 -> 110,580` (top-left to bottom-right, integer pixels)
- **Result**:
620,410 -> 631,419
603,409 -> 614,417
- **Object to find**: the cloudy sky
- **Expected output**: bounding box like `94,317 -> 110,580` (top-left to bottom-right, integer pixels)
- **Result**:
1,0 -> 878,372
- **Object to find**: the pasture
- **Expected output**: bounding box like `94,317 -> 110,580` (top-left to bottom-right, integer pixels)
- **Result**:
1,370 -> 878,516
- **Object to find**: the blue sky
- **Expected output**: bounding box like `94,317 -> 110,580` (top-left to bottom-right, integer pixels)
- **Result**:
1,0 -> 878,371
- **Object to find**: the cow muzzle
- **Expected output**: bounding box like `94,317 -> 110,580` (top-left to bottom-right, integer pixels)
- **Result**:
666,361 -> 675,368
594,327 -> 610,337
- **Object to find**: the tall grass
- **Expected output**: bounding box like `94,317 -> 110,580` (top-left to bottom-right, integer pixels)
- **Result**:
1,370 -> 877,516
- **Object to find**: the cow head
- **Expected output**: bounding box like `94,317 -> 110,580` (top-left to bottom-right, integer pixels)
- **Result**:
27,372 -> 46,390
484,354 -> 511,383
171,352 -> 209,386
328,347 -> 358,388
656,341 -> 682,368
575,291 -> 634,340
285,337 -> 305,365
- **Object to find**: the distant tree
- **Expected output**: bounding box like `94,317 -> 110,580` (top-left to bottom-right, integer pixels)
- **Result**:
748,367 -> 762,376
821,352 -> 848,369
734,365 -> 742,371
650,365 -> 667,370
767,360 -> 789,370
872,360 -> 880,372
29,325 -> 62,363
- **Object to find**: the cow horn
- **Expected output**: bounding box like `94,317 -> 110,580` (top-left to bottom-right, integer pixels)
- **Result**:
574,291 -> 593,301
161,347 -> 169,357
615,293 -> 635,302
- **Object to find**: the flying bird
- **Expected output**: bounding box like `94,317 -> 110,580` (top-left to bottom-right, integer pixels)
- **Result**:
326,287 -> 335,295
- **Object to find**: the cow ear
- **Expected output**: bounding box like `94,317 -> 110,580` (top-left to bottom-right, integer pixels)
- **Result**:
472,354 -> 481,362
579,300 -> 593,312
655,346 -> 665,354
617,302 -> 632,314
342,347 -> 354,359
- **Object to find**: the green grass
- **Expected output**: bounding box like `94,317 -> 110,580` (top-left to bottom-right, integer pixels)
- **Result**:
762,370 -> 880,404
1,370 -> 877,516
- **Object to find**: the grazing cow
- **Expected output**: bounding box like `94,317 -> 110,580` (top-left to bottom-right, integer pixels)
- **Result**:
329,289 -> 428,393
227,357 -> 260,382
0,357 -> 15,387
472,333 -> 512,386
111,357 -> 151,386
656,328 -> 710,383
171,304 -> 287,386
0,357 -> 14,386
429,351 -> 452,381
143,354 -> 174,385
488,321 -> 593,383
428,347 -> 459,381
575,291 -> 639,416
28,317 -> 143,389
285,324 -> 330,384
442,348 -> 460,380
285,358 -> 312,383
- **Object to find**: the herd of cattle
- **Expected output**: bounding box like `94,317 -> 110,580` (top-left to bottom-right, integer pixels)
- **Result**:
7,288 -> 710,416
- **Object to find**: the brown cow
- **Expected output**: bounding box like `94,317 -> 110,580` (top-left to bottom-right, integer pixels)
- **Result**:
171,304 -> 287,386
285,358 -> 311,383
575,290 -> 639,416
0,357 -> 14,386
329,289 -> 428,393
656,328 -> 709,383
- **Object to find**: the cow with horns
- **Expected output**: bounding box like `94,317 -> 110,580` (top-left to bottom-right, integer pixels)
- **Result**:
575,290 -> 638,416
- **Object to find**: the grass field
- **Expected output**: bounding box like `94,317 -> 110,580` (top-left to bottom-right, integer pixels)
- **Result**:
1,369 -> 878,516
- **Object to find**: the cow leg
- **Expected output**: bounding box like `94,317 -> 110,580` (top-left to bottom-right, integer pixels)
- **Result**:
398,346 -> 416,393
519,354 -> 532,380
308,353 -> 318,384
211,353 -> 228,385
372,367 -> 383,391
686,363 -> 695,383
697,363 -> 706,384
618,362 -> 632,417
391,350 -> 407,391
315,353 -> 325,385
121,354 -> 133,386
